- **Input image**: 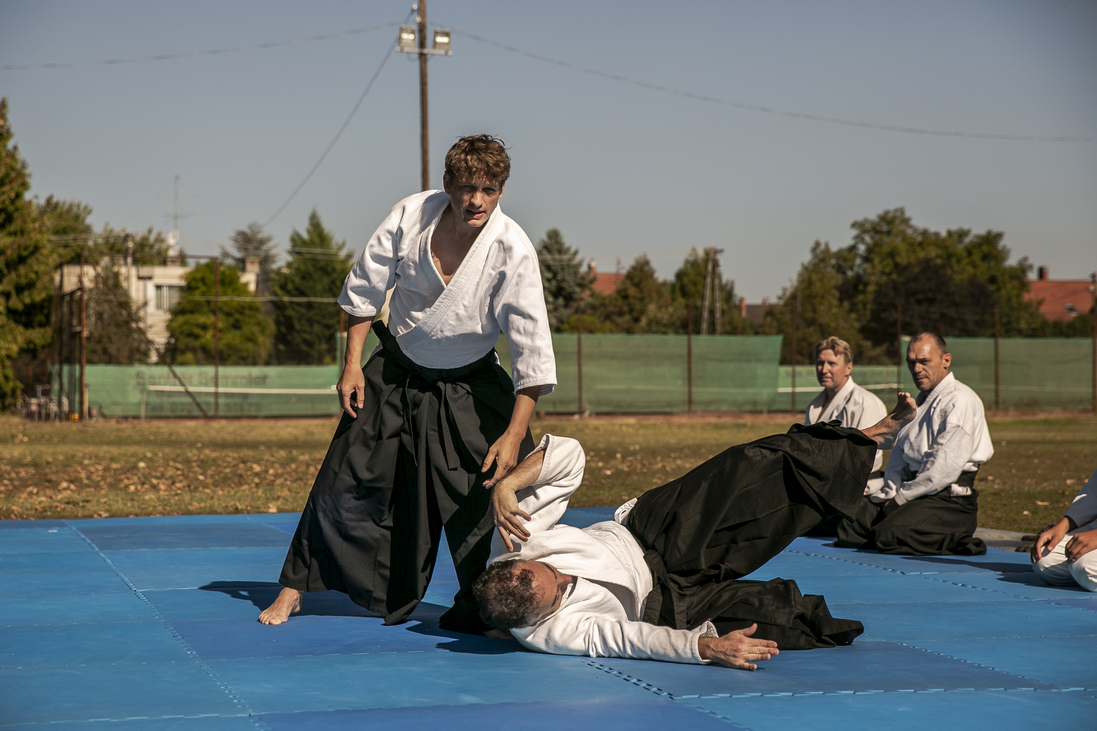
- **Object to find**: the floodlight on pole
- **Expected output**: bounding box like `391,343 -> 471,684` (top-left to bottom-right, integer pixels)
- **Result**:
398,25 -> 417,52
395,2 -> 452,190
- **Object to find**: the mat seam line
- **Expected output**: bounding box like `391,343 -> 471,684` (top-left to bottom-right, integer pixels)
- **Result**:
62,520 -> 260,722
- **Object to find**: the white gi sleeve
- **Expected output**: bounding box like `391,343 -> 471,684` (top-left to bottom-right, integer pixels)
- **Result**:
1065,468 -> 1097,528
338,199 -> 407,318
894,402 -> 978,505
491,239 -> 557,396
513,580 -> 718,665
490,434 -> 586,555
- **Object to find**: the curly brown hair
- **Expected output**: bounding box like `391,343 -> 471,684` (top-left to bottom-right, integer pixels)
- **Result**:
472,560 -> 541,630
443,134 -> 511,187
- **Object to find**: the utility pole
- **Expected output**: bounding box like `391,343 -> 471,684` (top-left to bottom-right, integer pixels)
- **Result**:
173,174 -> 179,233
417,1 -> 429,190
576,299 -> 584,416
398,4 -> 451,190
994,304 -> 1000,412
699,247 -> 725,335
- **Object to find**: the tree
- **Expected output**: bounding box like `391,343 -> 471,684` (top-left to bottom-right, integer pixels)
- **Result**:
271,210 -> 353,365
670,248 -> 750,335
0,97 -> 58,409
760,242 -> 873,364
222,222 -> 277,273
85,263 -> 149,364
536,228 -> 590,332
593,255 -> 672,333
166,262 -> 272,365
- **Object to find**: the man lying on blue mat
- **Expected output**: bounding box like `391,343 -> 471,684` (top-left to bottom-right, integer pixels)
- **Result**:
473,394 -> 917,669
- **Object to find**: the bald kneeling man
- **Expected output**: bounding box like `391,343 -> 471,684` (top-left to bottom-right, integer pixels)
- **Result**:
836,332 -> 993,555
473,395 -> 916,668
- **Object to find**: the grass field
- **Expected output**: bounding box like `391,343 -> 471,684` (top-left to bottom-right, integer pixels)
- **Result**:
1,413 -> 1094,534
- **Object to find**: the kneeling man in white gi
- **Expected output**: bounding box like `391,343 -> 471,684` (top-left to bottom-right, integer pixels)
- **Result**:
803,336 -> 887,535
473,396 -> 916,669
1032,467 -> 1097,591
837,332 -> 993,555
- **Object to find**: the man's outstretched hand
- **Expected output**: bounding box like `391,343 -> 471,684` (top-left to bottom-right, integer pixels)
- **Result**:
697,624 -> 779,670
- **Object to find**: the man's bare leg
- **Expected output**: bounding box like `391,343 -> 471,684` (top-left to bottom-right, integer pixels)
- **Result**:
861,392 -> 917,447
258,587 -> 301,625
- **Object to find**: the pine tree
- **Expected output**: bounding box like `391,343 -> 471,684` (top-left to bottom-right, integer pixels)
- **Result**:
0,97 -> 57,409
85,263 -> 150,364
536,228 -> 589,332
271,210 -> 354,364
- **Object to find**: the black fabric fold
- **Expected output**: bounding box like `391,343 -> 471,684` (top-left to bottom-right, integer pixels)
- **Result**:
628,421 -> 872,649
278,321 -> 533,632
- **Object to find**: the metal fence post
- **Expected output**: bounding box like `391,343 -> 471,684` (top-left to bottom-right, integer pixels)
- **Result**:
687,303 -> 694,414
79,254 -> 87,421
994,304 -> 1001,411
576,299 -> 584,416
213,259 -> 220,419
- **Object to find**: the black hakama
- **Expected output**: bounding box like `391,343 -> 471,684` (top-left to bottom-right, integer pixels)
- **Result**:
625,422 -> 871,650
835,472 -> 987,556
278,322 -> 534,632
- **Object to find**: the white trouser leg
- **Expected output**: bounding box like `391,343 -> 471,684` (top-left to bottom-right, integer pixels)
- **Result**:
1034,536 -> 1076,585
1035,521 -> 1097,590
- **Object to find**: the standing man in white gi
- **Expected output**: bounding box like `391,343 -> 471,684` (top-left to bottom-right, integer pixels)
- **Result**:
260,135 -> 557,633
837,332 -> 993,555
803,337 -> 887,535
1032,467 -> 1097,591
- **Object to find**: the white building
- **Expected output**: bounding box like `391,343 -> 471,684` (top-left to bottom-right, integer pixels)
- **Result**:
56,257 -> 259,362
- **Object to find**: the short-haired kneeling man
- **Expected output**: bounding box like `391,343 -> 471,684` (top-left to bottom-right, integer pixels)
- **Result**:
473,395 -> 917,667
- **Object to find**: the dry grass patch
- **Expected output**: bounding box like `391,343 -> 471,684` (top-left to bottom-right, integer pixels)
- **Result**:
1,412 -> 1093,533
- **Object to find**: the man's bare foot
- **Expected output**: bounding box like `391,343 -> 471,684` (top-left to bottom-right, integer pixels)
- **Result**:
862,392 -> 917,446
258,587 -> 301,625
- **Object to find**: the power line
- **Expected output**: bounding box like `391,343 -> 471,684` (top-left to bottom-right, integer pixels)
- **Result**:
446,27 -> 1092,143
262,11 -> 412,229
1,22 -> 402,71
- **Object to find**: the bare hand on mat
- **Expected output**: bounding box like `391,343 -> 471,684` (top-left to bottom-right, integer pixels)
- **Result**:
698,624 -> 779,670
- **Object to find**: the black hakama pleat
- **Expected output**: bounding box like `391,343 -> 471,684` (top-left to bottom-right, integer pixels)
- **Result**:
835,490 -> 987,556
626,422 -> 872,649
278,322 -> 533,632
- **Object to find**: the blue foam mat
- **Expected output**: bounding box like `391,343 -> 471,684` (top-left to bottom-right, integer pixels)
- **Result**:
258,699 -> 739,731
5,509 -> 1093,730
682,689 -> 1097,731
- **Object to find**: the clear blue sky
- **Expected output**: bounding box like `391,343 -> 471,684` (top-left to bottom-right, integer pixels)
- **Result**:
3,0 -> 1094,301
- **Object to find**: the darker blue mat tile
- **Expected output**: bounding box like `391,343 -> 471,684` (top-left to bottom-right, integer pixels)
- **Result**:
122,563 -> 280,591
0,519 -> 69,530
259,699 -> 740,731
683,688 -> 1097,731
74,522 -> 289,550
923,568 -> 1097,600
0,661 -> 244,725
36,718 -> 256,731
172,613 -> 516,661
788,539 -> 1032,575
911,636 -> 1097,690
829,599 -> 1097,642
147,584 -> 377,622
1043,595 -> 1097,611
591,640 -> 1055,698
742,552 -> 895,579
107,546 -> 286,568
0,549 -> 110,572
2,567 -> 131,596
785,572 -> 1014,605
0,590 -> 157,627
0,621 -> 193,669
0,526 -> 92,554
213,653 -> 657,713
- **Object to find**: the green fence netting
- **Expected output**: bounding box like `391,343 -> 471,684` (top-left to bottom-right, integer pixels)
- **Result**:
51,334 -> 1094,418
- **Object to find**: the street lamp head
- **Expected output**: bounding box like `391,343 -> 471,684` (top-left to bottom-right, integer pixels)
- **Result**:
398,26 -> 417,52
432,29 -> 451,54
